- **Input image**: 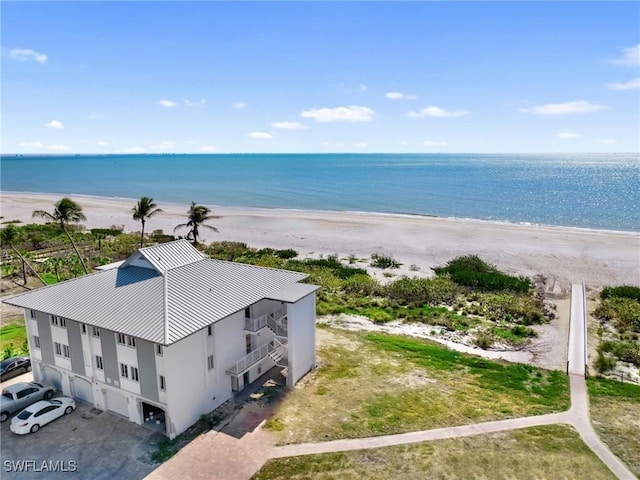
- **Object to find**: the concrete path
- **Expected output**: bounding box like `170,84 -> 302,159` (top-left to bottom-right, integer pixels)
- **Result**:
147,284 -> 637,479
568,281 -> 587,375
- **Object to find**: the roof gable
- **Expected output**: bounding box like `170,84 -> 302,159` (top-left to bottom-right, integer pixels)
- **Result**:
120,239 -> 205,274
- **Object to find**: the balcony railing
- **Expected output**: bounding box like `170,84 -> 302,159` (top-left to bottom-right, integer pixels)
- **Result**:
244,309 -> 288,337
226,338 -> 288,376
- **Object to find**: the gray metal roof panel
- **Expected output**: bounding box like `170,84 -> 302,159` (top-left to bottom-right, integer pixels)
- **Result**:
139,239 -> 205,273
3,267 -> 166,344
266,283 -> 320,303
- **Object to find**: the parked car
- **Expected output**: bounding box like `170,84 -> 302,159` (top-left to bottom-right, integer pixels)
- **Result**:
0,382 -> 56,422
10,397 -> 76,434
0,356 -> 32,382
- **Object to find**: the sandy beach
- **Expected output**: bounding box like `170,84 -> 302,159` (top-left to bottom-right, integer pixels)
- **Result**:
1,192 -> 638,290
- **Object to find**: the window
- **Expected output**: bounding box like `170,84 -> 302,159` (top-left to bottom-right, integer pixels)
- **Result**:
16,387 -> 38,399
62,344 -> 70,358
29,309 -> 36,319
33,335 -> 40,349
50,315 -> 66,328
207,325 -> 213,336
131,366 -> 139,382
81,324 -> 87,334
95,355 -> 104,370
245,307 -> 251,318
159,375 -> 166,391
54,342 -> 62,356
117,333 -> 126,344
127,336 -> 136,348
92,326 -> 100,337
155,344 -> 163,356
120,363 -> 129,379
207,355 -> 214,370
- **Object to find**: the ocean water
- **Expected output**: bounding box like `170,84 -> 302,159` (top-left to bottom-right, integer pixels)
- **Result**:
1,153 -> 639,232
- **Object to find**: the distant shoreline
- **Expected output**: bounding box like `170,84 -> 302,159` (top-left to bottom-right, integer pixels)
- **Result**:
2,190 -> 638,237
2,191 -> 639,289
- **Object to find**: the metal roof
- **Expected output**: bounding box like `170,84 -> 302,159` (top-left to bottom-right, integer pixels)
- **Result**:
266,283 -> 320,303
3,241 -> 311,345
121,239 -> 205,273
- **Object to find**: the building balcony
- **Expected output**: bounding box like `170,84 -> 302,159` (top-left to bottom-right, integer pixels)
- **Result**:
226,338 -> 288,376
244,309 -> 288,337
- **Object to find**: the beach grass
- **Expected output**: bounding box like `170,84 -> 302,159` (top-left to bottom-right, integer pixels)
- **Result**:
253,425 -> 615,480
587,376 -> 640,478
264,327 -> 569,444
0,320 -> 28,360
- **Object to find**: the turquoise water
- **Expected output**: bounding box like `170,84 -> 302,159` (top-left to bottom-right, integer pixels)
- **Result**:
1,153 -> 639,231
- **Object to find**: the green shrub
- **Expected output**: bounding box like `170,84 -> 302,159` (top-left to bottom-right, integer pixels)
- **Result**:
342,274 -> 379,296
594,351 -> 617,373
600,285 -> 640,301
474,332 -> 494,349
275,248 -> 298,259
434,255 -> 532,293
386,277 -> 458,306
370,253 -> 401,269
595,297 -> 640,333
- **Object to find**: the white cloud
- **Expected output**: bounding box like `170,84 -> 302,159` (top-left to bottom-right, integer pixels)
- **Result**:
158,99 -> 178,108
356,142 -> 368,148
9,48 -> 47,63
272,121 -> 306,130
46,120 -> 65,129
200,145 -> 216,152
150,141 -> 175,150
234,102 -> 247,109
423,140 -> 448,146
408,106 -> 469,118
249,132 -> 273,139
123,146 -> 147,153
47,144 -> 71,152
19,141 -> 44,148
608,78 -> 640,90
557,132 -> 579,139
385,92 -> 417,100
519,101 -> 606,115
300,105 -> 374,123
185,98 -> 206,108
97,140 -> 108,147
611,44 -> 640,66
358,84 -> 368,91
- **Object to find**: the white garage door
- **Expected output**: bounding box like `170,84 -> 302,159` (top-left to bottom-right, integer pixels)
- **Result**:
105,390 -> 128,417
43,366 -> 62,390
73,376 -> 94,404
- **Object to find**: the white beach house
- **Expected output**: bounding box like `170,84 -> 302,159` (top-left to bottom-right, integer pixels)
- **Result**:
2,240 -> 318,438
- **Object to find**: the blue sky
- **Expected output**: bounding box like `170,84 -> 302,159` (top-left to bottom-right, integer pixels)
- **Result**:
2,1 -> 639,154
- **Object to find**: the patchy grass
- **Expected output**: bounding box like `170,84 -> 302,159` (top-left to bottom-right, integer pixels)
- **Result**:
0,321 -> 28,360
254,425 -> 615,480
264,328 -> 569,444
587,377 -> 640,478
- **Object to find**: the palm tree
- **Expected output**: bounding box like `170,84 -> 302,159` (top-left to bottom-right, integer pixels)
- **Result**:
32,197 -> 89,274
0,225 -> 47,286
132,197 -> 163,248
174,202 -> 218,246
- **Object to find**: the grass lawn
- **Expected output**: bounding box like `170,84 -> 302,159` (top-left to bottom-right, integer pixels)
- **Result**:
265,327 -> 569,444
587,376 -> 640,478
254,425 -> 615,480
0,319 -> 28,360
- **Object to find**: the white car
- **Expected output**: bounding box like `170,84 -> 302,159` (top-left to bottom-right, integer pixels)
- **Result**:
10,397 -> 76,434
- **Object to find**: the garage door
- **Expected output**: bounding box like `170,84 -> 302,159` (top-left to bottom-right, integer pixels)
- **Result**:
105,390 -> 129,417
73,376 -> 94,404
43,366 -> 62,390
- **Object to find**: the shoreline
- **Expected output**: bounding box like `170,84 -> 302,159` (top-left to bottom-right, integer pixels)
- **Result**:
3,190 -> 638,237
1,191 -> 639,289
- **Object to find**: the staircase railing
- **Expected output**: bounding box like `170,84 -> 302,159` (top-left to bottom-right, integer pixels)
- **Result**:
226,338 -> 288,375
244,309 -> 288,337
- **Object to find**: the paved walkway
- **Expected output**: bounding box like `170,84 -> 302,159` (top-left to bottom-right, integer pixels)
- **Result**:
568,281 -> 587,375
146,284 -> 637,480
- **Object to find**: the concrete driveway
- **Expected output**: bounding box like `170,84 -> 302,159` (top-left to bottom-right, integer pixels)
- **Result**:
1,373 -> 164,480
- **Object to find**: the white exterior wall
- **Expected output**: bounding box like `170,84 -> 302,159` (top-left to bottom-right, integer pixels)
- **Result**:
25,312 -> 42,363
155,346 -> 168,405
287,293 -> 317,387
116,342 -> 141,395
163,312 -> 244,438
50,324 -> 72,372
